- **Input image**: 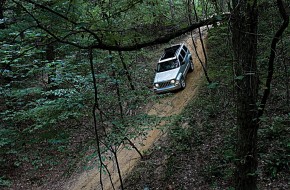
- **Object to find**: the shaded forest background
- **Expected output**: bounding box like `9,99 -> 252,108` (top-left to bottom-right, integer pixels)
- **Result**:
125,9 -> 290,189
0,0 -> 289,189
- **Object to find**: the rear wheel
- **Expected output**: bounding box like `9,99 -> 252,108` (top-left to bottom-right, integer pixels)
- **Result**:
189,59 -> 194,72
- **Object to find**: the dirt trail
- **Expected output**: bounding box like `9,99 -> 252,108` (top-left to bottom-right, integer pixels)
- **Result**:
66,30 -> 207,190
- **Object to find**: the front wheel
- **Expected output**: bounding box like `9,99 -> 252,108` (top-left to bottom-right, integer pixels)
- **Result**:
180,77 -> 186,89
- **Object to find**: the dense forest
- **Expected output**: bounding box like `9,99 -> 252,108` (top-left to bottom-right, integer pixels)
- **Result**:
0,0 -> 289,190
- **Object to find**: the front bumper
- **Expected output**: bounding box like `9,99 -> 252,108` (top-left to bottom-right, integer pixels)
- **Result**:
153,81 -> 181,93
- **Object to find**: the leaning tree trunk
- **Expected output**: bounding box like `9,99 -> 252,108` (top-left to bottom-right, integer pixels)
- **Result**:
231,0 -> 259,189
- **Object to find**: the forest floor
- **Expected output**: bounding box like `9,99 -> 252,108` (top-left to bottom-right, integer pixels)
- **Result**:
2,27 -> 207,190
122,25 -> 290,190
7,23 -> 289,190
58,29 -> 208,190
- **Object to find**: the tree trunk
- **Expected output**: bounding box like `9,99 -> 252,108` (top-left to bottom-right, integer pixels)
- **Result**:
0,0 -> 5,29
0,0 -> 11,85
169,0 -> 175,21
46,44 -> 55,85
231,0 -> 259,189
117,50 -> 135,90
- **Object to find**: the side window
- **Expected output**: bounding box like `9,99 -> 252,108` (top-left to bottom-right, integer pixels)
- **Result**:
180,49 -> 186,58
183,46 -> 188,53
178,55 -> 183,64
180,50 -> 186,65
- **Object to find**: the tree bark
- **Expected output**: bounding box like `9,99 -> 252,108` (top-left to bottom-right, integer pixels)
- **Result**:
169,0 -> 175,21
231,0 -> 259,189
191,0 -> 211,84
0,0 -> 12,85
117,50 -> 135,90
0,0 -> 5,29
46,44 -> 55,85
258,0 -> 289,118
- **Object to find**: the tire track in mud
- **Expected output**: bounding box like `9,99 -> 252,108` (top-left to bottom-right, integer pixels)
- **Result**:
66,31 -> 207,190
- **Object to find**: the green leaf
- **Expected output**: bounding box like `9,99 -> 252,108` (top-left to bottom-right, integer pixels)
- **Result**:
0,176 -> 12,187
235,75 -> 244,80
207,82 -> 219,89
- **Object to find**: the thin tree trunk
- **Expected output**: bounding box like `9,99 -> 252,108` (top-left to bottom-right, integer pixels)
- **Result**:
258,0 -> 289,118
109,50 -> 124,190
0,0 -> 5,29
282,39 -> 289,106
46,44 -> 55,85
191,0 -> 211,84
117,50 -> 135,90
113,150 -> 124,190
169,0 -> 175,21
89,48 -> 104,190
0,0 -> 11,85
231,0 -> 259,189
190,31 -> 211,84
192,1 -> 208,65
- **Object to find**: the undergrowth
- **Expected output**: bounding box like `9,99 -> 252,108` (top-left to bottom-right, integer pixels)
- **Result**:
124,6 -> 289,188
164,16 -> 289,189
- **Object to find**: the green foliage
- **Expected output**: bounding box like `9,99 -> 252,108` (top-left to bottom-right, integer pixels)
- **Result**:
123,2 -> 290,189
169,125 -> 192,152
0,0 -> 163,184
265,151 -> 289,178
165,155 -> 177,179
0,176 -> 12,187
1,1 -> 177,185
159,5 -> 290,188
157,24 -> 235,188
0,0 -> 288,189
259,113 -> 290,178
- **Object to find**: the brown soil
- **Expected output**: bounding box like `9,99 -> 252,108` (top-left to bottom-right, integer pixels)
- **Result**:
63,30 -> 207,190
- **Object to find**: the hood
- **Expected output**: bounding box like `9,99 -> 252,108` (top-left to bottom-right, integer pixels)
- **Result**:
154,68 -> 179,83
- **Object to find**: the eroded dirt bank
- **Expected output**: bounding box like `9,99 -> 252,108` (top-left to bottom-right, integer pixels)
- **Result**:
64,30 -> 208,190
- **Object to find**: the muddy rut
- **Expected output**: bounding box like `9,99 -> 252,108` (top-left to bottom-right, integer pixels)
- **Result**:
66,30 -> 207,190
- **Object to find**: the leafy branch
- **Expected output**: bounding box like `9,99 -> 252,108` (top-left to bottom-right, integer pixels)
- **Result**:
15,0 -> 230,51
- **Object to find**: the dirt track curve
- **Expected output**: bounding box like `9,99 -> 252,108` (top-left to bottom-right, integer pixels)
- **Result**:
65,29 -> 207,190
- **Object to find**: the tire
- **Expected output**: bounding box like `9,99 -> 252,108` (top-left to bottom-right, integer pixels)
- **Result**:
189,59 -> 194,72
180,77 -> 186,89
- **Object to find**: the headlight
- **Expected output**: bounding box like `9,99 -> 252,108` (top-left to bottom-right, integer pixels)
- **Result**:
155,83 -> 159,88
170,80 -> 175,84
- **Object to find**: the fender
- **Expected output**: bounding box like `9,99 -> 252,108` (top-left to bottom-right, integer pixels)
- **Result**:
177,73 -> 183,81
186,53 -> 192,62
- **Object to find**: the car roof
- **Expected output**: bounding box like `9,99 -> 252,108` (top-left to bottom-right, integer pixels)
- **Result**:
159,43 -> 185,62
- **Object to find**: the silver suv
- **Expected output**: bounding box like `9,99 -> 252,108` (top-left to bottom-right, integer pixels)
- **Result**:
153,44 -> 194,93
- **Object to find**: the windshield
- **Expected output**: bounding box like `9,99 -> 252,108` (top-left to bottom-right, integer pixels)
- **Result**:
157,60 -> 179,72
